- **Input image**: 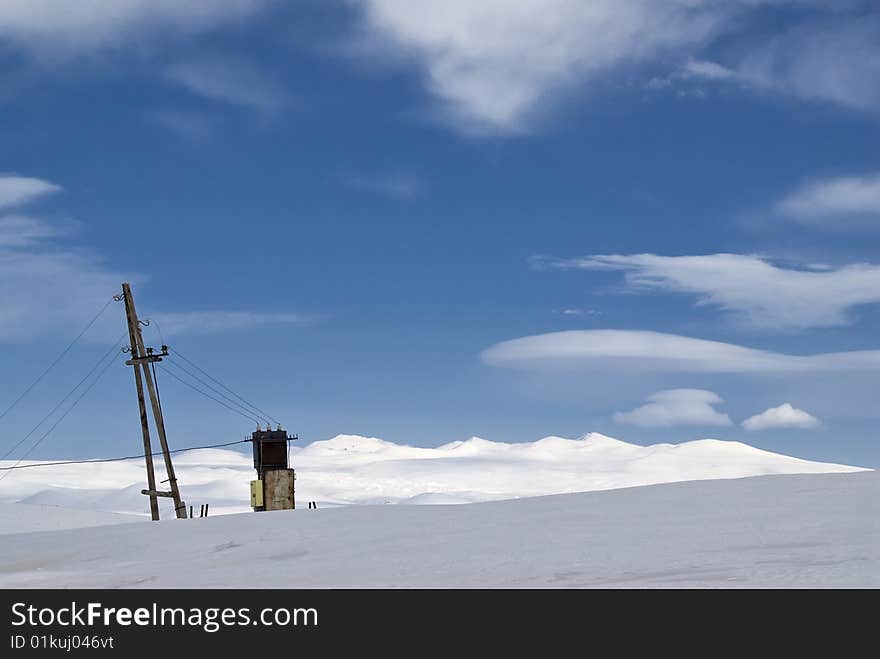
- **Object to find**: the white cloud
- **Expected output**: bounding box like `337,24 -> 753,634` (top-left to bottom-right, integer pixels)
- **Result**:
0,1 -> 272,54
344,174 -> 422,199
614,389 -> 733,427
350,2 -> 879,134
3,3 -> 875,136
0,175 -> 61,210
481,329 -> 880,374
351,0 -> 734,133
148,311 -> 312,336
556,308 -> 601,317
742,403 -> 821,431
774,172 -> 880,223
166,57 -> 286,113
681,59 -> 736,80
537,253 -> 880,329
735,15 -> 880,114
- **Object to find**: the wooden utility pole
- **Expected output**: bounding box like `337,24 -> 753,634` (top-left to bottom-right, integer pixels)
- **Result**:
119,282 -> 187,520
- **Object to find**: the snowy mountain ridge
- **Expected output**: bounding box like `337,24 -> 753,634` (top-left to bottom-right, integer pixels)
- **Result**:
0,432 -> 866,526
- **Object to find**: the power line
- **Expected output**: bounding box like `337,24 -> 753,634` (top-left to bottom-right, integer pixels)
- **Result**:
0,334 -> 126,462
161,361 -> 262,425
170,348 -> 281,425
0,338 -> 123,481
0,296 -> 116,423
164,358 -> 270,425
0,439 -> 252,472
159,363 -> 262,426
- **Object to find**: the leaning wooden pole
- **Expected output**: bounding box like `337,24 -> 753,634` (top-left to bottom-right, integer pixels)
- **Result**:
121,282 -> 160,521
120,282 -> 186,520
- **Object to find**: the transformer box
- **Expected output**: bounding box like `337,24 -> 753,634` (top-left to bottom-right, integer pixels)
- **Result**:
251,427 -> 297,511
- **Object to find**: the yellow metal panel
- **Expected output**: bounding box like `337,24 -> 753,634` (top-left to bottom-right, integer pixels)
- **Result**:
250,480 -> 264,507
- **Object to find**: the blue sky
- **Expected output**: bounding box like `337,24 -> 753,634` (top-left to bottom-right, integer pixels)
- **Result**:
1,1 -> 880,467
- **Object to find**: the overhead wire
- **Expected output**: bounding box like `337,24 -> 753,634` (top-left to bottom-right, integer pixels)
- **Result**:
162,358 -> 269,426
0,303 -> 286,479
170,348 -> 282,426
158,363 -> 262,426
0,336 -> 125,481
0,296 -> 116,423
0,333 -> 126,463
0,439 -> 252,472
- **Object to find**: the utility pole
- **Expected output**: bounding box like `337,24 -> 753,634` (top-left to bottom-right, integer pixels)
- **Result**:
118,282 -> 187,520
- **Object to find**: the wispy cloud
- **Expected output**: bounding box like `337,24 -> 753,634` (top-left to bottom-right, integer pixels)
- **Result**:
0,1 -> 274,54
0,175 -> 61,210
535,253 -> 880,329
0,174 -> 311,341
0,214 -> 68,247
554,308 -> 601,318
147,311 -> 314,337
165,56 -> 286,113
147,109 -> 215,142
735,15 -> 880,114
614,389 -> 732,428
0,214 -> 127,341
481,329 -> 880,374
647,59 -> 737,91
646,14 -> 880,116
742,403 -> 821,431
681,59 -> 735,81
344,173 -> 422,199
774,172 -> 880,224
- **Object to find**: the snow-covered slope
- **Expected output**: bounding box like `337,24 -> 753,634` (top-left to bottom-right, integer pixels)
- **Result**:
0,501 -> 142,535
0,433 -> 866,525
0,471 -> 876,588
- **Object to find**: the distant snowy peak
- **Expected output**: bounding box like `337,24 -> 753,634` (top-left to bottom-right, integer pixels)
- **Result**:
301,434 -> 397,454
436,436 -> 510,453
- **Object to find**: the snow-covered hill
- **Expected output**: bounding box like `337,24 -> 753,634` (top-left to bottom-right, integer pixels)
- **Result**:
0,471 -> 876,588
0,432 -> 865,526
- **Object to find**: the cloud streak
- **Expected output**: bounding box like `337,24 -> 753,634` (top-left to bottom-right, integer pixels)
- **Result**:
0,175 -> 310,341
536,253 -> 880,329
0,175 -> 61,210
148,311 -> 313,336
0,215 -> 127,341
344,173 -> 422,199
481,329 -> 880,374
774,172 -> 880,224
166,56 -> 286,113
735,14 -> 880,115
0,0 -> 273,54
